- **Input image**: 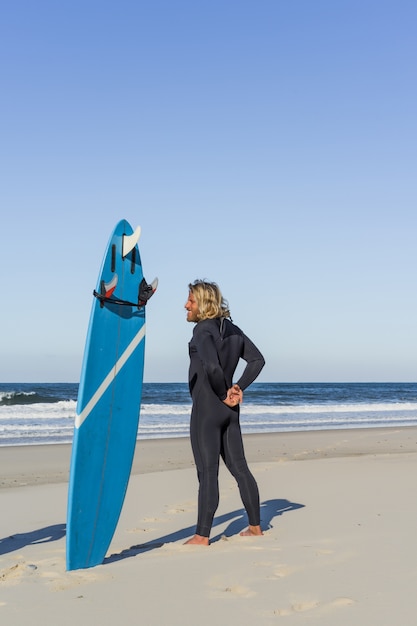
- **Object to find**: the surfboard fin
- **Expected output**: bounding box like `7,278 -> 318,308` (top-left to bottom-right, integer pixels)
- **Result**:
122,226 -> 141,258
138,277 -> 158,306
101,274 -> 118,298
95,275 -> 119,307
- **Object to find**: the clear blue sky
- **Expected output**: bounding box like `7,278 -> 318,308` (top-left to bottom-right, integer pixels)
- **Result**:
1,0 -> 416,383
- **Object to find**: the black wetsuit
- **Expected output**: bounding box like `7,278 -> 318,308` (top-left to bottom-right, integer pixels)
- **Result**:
188,317 -> 265,537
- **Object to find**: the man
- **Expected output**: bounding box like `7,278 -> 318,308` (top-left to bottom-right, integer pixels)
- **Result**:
184,280 -> 265,545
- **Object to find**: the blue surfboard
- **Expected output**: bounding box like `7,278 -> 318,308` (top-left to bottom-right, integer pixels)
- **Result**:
66,219 -> 157,570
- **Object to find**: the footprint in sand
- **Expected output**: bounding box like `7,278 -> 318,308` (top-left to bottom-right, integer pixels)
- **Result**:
166,501 -> 195,515
273,596 -> 355,616
40,565 -> 103,591
208,576 -> 256,599
166,507 -> 186,514
45,572 -> 99,592
224,585 -> 256,598
0,558 -> 103,593
274,600 -> 319,615
0,562 -> 38,586
252,560 -> 295,579
329,597 -> 355,607
269,565 -> 296,579
211,585 -> 256,598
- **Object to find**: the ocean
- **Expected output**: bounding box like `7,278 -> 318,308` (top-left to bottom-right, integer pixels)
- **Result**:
1,382 -> 417,447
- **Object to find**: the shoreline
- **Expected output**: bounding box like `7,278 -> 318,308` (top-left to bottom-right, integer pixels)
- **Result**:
1,425 -> 417,489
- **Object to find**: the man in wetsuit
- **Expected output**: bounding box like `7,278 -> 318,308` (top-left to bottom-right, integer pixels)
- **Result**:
184,280 -> 265,545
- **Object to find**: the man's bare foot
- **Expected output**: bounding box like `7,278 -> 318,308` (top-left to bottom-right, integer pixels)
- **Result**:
184,534 -> 210,546
239,525 -> 263,537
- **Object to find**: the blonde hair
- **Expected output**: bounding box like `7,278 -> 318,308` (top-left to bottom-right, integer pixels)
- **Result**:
188,280 -> 231,321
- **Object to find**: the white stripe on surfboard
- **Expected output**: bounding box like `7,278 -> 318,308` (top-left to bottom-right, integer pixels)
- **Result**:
75,324 -> 146,429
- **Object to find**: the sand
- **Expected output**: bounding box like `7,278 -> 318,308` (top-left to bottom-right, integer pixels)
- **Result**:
1,427 -> 417,625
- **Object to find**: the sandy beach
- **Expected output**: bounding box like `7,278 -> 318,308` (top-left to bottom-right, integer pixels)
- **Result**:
1,427 -> 417,625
